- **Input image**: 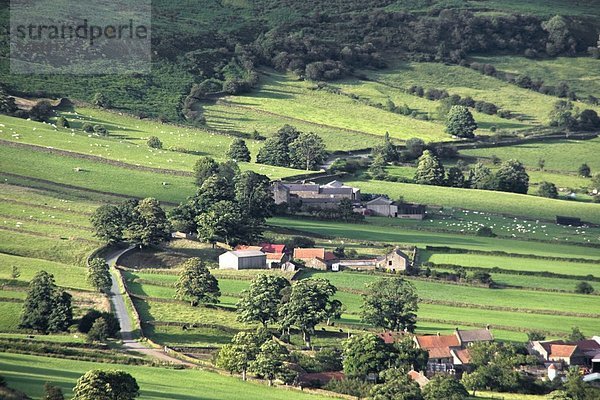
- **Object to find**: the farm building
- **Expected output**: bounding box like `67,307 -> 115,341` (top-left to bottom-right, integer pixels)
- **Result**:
332,259 -> 378,271
529,339 -> 600,368
266,252 -> 286,269
376,247 -> 412,272
293,248 -> 337,270
413,327 -> 494,376
272,180 -> 360,208
364,196 -> 426,219
219,250 -> 267,270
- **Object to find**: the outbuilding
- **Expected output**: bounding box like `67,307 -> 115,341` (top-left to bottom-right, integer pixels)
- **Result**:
219,250 -> 267,270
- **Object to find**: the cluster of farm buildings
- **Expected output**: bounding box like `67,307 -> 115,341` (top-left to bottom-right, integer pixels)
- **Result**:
273,180 -> 426,219
214,179 -> 600,388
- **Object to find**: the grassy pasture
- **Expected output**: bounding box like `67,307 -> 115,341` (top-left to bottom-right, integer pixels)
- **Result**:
460,137 -> 600,174
365,61 -> 600,126
0,110 -> 308,180
343,179 -> 600,224
471,55 -> 600,100
303,270 -> 600,315
269,217 -> 600,259
0,253 -> 92,290
421,251 -> 600,277
204,71 -> 451,148
0,144 -> 196,205
0,352 -> 331,400
337,292 -> 599,337
0,303 -> 22,332
385,208 -> 600,245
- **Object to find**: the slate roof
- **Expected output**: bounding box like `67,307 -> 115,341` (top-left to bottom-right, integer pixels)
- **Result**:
367,196 -> 394,205
456,328 -> 494,343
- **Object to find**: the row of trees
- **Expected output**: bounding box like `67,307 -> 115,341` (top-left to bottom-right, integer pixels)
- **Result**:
549,101 -> 600,131
256,125 -> 327,170
414,151 -> 530,194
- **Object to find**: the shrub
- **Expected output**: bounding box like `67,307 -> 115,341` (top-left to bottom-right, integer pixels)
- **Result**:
538,181 -> 558,199
575,281 -> 594,294
93,125 -> 108,136
78,309 -> 120,336
81,122 -> 94,133
476,227 -> 495,237
147,136 -> 163,149
56,116 -> 69,128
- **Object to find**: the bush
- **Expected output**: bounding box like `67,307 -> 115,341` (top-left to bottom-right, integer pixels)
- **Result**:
93,125 -> 108,137
147,136 -> 163,149
56,116 -> 69,128
538,181 -> 558,199
476,227 -> 496,237
324,379 -> 371,398
78,309 -> 120,336
575,281 -> 594,294
81,122 -> 94,133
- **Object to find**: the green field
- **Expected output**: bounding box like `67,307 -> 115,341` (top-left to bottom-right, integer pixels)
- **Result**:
269,217 -> 600,258
364,61 -> 600,127
471,55 -> 600,99
421,251 -> 600,277
203,71 -> 452,150
460,137 -> 600,174
0,352 -> 331,400
344,179 -> 600,224
0,110 -> 310,180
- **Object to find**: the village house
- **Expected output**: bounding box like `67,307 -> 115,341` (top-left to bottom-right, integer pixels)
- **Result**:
293,248 -> 337,270
272,180 -> 361,208
363,196 -> 426,220
218,250 -> 267,270
413,327 -> 494,376
376,247 -> 412,272
529,338 -> 600,368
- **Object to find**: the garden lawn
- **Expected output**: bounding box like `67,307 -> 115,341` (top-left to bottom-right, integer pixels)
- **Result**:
0,352 -> 332,400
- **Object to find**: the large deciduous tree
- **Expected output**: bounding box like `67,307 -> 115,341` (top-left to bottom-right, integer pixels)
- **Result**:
72,370 -> 139,400
20,271 -> 72,333
468,163 -> 497,190
342,333 -> 393,380
124,198 -> 172,247
196,200 -> 258,245
234,171 -> 274,220
236,275 -> 290,328
445,105 -> 477,138
278,278 -> 338,347
370,369 -> 423,400
422,375 -> 469,400
289,132 -> 327,170
216,331 -> 264,381
193,156 -> 219,186
175,258 -> 220,306
361,277 -> 418,332
414,150 -> 445,186
495,159 -> 529,194
87,258 -> 112,293
91,205 -> 124,244
250,340 -> 290,386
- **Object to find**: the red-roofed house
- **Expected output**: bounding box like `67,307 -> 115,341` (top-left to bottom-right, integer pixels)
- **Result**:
293,248 -> 337,270
414,328 -> 494,376
529,340 -> 588,366
259,243 -> 287,254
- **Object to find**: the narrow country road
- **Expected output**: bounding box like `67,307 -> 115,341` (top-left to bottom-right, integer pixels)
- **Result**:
105,246 -> 195,367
